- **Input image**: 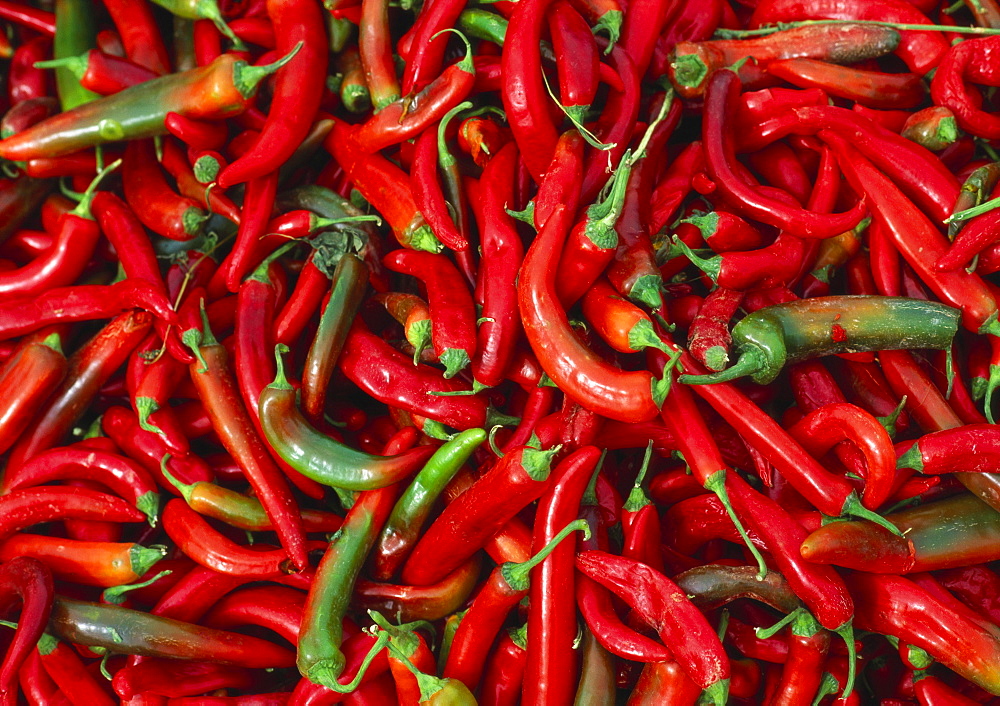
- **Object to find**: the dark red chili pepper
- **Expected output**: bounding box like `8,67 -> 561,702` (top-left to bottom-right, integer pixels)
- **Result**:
5,311 -> 154,470
686,286 -> 743,371
410,119 -> 467,254
8,37 -> 51,105
0,331 -> 66,457
900,106 -> 960,152
521,205 -> 664,423
165,111 -> 228,151
216,0 -> 327,187
101,0 -> 170,73
704,71 -> 866,239
0,557 -> 54,706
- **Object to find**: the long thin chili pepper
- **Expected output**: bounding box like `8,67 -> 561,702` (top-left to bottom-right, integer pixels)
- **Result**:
183,308 -> 308,572
520,205 -> 666,423
0,534 -> 165,588
0,331 -> 66,457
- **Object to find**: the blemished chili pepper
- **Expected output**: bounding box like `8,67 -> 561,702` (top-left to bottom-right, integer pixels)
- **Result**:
846,571 -> 1000,695
680,296 -> 961,386
372,427 -> 485,581
339,320 -> 488,430
260,346 -> 435,489
577,551 -> 730,704
668,23 -> 901,99
0,49 -> 300,162
50,595 -> 296,668
355,556 -> 482,626
803,493 -> 1000,573
401,442 -> 559,586
767,59 -> 924,110
298,486 -> 397,689
183,308 -> 308,572
686,286 -> 744,371
0,331 -> 66,457
215,0 -> 326,188
0,534 -> 164,588
521,205 -> 666,423
703,71 -> 866,240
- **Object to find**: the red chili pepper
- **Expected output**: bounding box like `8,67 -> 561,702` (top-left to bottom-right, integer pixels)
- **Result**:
0,534 -> 164,588
0,1 -> 55,34
325,122 -> 440,253
479,627 -> 527,706
410,121 -> 467,254
0,331 -> 66,457
0,486 -> 145,544
548,0 -> 598,123
704,70 -> 866,239
8,37 -> 51,105
577,551 -> 730,703
520,205 -> 664,423
216,0 -> 327,188
384,249 -> 477,378
165,111 -> 228,151
581,278 -> 669,355
101,0 -> 170,74
686,286 -> 744,371
0,557 -> 54,704
91,191 -> 166,294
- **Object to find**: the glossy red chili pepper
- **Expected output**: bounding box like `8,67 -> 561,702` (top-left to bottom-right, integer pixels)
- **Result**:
769,58 -> 926,110
165,111 -> 228,151
520,205 -> 663,423
112,659 -> 254,701
548,0 -> 598,123
91,192 -> 166,294
930,36 -> 1000,139
0,486 -> 145,544
410,122 -> 467,254
704,71 -> 866,239
582,278 -> 669,355
216,0 -> 327,188
401,443 -> 559,586
479,628 -> 527,706
384,249 -> 477,378
0,557 -> 54,706
0,331 -> 66,457
8,37 -> 51,105
56,49 -> 159,95
101,0 -> 169,73
325,122 -> 439,253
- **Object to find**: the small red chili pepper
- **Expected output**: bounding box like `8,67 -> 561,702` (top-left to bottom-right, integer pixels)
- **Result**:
458,115 -> 509,167
548,0 -> 598,124
8,37 -> 51,105
581,278 -> 669,355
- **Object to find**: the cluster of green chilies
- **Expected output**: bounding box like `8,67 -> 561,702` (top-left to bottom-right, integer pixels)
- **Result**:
9,0 -> 1000,705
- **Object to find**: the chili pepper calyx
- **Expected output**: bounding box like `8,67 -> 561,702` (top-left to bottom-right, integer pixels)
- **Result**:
671,236 -> 721,282
629,275 -> 664,309
756,606 -> 805,639
896,443 -> 923,472
701,678 -> 730,706
181,207 -> 210,237
194,155 -> 220,184
623,442 -> 654,513
430,29 -> 475,75
440,348 -> 471,378
812,671 -> 841,706
270,344 -> 294,391
407,220 -> 445,253
41,331 -> 64,353
590,9 -> 621,51
671,54 -> 709,92
629,319 -> 670,354
703,346 -> 728,372
232,41 -> 304,99
680,349 -> 767,386
129,543 -> 168,577
506,202 -> 535,225
902,643 -> 933,669
135,397 -> 164,436
520,444 -> 560,481
136,491 -> 161,527
181,328 -> 208,373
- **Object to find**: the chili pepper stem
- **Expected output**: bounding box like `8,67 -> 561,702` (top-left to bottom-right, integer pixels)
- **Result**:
311,631 -> 390,691
704,470 -> 768,578
835,622 -> 858,700
702,678 -> 731,706
501,519 -> 590,590
623,441 -> 654,513
101,569 -> 172,605
232,41 -> 303,99
755,606 -> 806,639
679,353 -> 765,385
840,494 -> 903,535
812,672 -> 840,706
135,490 -> 160,526
135,397 -> 163,436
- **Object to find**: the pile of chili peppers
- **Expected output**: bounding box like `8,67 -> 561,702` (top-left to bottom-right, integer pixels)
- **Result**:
13,0 -> 1000,704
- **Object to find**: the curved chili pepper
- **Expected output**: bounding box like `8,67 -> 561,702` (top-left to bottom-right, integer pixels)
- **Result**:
204,584 -> 305,645
123,139 -> 208,242
401,442 -> 559,586
112,658 -> 254,701
577,550 -> 730,704
162,498 -> 306,578
930,36 -> 1000,140
165,111 -> 228,151
502,0 -> 559,180
680,296 -> 961,385
298,487 -> 397,689
6,445 -> 159,523
91,191 -> 165,293
375,292 -> 433,365
384,249 -> 476,378
216,0 -> 326,188
789,402 -> 896,510
0,534 -> 164,588
521,205 -> 664,423
0,486 -> 144,544
182,308 -> 308,570
410,119 -> 465,255
775,59 -> 924,109
0,557 -> 54,706
50,595 -> 296,668
338,320 -> 488,430
0,332 -> 66,456
260,348 -> 435,490
846,571 -> 1000,695
372,427 -> 485,581
704,70 -> 866,239
0,51 -> 297,161
938,206 -> 1000,273
355,556 -> 482,626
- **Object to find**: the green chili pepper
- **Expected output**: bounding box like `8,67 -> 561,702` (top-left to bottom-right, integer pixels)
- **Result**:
53,0 -> 100,111
259,346 -> 436,490
372,427 -> 487,581
0,44 -> 302,162
680,296 -> 961,385
298,489 -> 394,689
